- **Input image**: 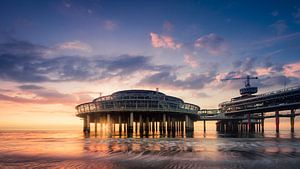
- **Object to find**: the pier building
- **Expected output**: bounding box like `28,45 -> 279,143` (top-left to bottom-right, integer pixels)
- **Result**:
76,90 -> 200,136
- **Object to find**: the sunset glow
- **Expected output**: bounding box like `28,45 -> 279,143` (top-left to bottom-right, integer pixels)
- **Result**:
0,0 -> 300,130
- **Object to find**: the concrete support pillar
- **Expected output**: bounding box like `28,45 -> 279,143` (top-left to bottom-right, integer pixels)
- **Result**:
167,115 -> 171,133
190,118 -> 194,131
128,112 -> 133,133
171,117 -> 175,133
258,119 -> 261,132
261,113 -> 264,132
203,120 -> 206,132
94,117 -> 98,134
181,121 -> 184,133
152,118 -> 155,133
107,113 -> 111,133
291,109 -> 295,133
118,115 -> 122,133
83,114 -> 90,133
99,117 -> 102,133
163,114 -> 166,134
275,110 -> 280,133
247,113 -> 251,132
185,115 -> 189,132
145,116 -> 149,133
135,121 -> 138,133
159,121 -> 162,133
139,114 -> 143,133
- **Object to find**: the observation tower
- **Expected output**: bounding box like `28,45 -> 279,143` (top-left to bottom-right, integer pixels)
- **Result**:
75,89 -> 200,136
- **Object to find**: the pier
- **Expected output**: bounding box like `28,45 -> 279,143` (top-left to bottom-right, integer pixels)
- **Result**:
199,85 -> 300,133
76,86 -> 300,137
76,90 -> 199,137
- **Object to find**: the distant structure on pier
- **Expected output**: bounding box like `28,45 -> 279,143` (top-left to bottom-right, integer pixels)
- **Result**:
76,90 -> 200,136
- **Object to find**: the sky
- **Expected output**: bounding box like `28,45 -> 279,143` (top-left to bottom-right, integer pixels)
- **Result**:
0,0 -> 300,129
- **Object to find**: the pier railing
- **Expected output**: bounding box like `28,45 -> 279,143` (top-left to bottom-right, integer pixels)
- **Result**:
76,100 -> 199,116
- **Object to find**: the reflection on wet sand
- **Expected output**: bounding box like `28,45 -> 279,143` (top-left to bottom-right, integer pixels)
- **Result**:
1,130 -> 300,169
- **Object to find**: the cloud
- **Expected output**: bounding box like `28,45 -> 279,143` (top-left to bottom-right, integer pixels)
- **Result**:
255,67 -> 273,76
0,85 -> 93,105
0,39 -> 170,83
233,57 -> 256,72
270,20 -> 287,35
0,39 -> 50,56
102,20 -> 119,31
283,62 -> 300,78
163,21 -> 173,31
150,32 -> 182,49
56,40 -> 92,52
139,71 -> 216,89
194,33 -> 226,55
184,54 -> 199,68
18,85 -> 45,90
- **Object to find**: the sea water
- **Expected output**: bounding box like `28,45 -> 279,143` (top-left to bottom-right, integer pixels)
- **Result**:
0,130 -> 300,169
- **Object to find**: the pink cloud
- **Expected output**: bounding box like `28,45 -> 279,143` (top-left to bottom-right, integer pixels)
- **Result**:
184,54 -> 199,68
255,67 -> 273,76
283,62 -> 300,78
150,32 -> 181,49
57,40 -> 92,52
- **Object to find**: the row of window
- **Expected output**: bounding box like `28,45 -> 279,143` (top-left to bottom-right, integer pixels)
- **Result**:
77,100 -> 199,113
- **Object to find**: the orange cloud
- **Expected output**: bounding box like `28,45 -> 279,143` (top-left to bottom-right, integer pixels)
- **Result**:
150,32 -> 181,49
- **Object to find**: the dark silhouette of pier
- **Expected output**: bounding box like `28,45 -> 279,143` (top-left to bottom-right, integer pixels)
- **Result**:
76,86 -> 300,137
200,85 -> 300,133
76,90 -> 199,137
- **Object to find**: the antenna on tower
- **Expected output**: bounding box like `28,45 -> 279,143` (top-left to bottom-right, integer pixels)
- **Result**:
99,92 -> 102,97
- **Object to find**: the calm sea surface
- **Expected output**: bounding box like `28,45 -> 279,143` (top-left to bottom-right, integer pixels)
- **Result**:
1,129 -> 300,169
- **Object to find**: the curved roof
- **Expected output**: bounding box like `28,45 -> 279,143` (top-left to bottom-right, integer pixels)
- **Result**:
112,89 -> 164,96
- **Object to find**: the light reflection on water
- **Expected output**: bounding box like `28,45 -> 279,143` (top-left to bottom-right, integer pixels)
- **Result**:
1,130 -> 300,169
